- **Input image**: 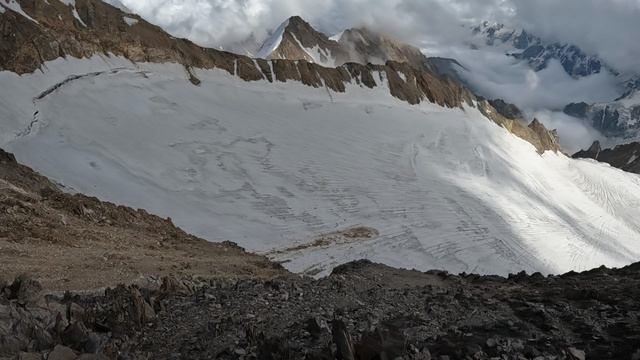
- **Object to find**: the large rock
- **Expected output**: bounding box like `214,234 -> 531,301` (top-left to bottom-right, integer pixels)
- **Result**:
331,319 -> 355,360
61,322 -> 90,351
9,275 -> 43,306
48,345 -> 77,360
130,287 -> 156,325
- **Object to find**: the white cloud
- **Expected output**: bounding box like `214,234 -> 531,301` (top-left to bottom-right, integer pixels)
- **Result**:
449,49 -> 620,110
438,46 -> 621,152
114,0 -> 509,50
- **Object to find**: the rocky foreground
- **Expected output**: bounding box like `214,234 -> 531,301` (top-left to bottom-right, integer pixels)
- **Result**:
0,148 -> 285,291
2,260 -> 639,360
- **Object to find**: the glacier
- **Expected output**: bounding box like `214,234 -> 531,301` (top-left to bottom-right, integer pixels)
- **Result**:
1,56 -> 640,277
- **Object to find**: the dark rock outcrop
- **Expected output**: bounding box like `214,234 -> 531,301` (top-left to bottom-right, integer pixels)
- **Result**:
488,99 -> 523,120
573,140 -> 602,159
478,102 -> 562,154
4,260 -> 640,359
574,141 -> 640,174
528,118 -> 561,153
563,102 -> 590,119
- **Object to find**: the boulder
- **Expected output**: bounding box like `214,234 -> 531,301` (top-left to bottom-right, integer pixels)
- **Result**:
17,352 -> 42,360
61,322 -> 90,351
9,275 -> 43,306
47,345 -> 77,360
130,287 -> 156,325
568,347 -> 586,360
331,319 -> 355,360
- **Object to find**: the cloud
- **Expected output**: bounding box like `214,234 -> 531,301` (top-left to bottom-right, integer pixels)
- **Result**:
114,0 -> 509,51
448,49 -> 621,110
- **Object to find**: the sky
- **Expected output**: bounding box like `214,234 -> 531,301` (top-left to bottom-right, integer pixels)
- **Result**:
108,0 -> 640,151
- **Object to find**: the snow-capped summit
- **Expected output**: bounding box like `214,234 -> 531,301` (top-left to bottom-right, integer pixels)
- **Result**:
256,18 -> 465,81
256,16 -> 349,67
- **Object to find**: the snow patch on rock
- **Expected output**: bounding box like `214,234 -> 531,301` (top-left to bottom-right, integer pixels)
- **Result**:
257,19 -> 289,59
0,0 -> 38,22
123,16 -> 138,26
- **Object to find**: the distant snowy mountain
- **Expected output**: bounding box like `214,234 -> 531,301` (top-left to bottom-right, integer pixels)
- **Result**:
471,22 -> 609,78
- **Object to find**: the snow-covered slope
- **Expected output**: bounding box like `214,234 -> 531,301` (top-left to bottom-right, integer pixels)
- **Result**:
2,56 -> 640,277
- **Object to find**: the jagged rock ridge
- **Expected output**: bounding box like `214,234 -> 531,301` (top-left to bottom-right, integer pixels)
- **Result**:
574,140 -> 640,174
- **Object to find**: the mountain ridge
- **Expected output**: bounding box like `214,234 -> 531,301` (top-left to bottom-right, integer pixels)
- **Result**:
573,140 -> 640,174
0,1 -> 561,153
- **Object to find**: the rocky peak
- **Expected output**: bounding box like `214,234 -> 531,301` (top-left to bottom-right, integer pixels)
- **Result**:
478,103 -> 562,154
573,140 -> 602,160
257,15 -> 349,66
525,119 -> 561,154
337,27 -> 427,69
587,140 -> 603,157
